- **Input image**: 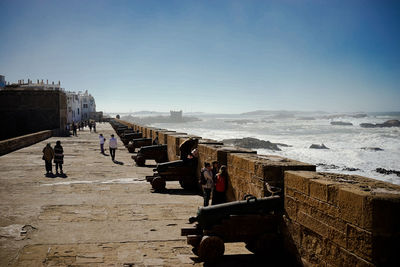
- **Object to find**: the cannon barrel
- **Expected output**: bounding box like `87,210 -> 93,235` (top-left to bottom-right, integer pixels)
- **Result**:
122,132 -> 142,139
192,195 -> 282,230
156,160 -> 186,172
138,144 -> 167,153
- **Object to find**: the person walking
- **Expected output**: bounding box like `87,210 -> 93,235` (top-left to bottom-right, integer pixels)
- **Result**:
109,134 -> 117,161
72,122 -> 77,136
54,141 -> 64,175
89,122 -> 93,132
201,162 -> 214,207
99,133 -> 106,154
93,121 -> 96,133
42,143 -> 54,176
212,165 -> 227,205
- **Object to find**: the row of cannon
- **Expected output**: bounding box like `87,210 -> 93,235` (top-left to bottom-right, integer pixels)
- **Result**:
109,119 -> 297,264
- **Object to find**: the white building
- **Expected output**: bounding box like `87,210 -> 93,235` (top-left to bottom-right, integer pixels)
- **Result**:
66,90 -> 97,124
66,92 -> 81,124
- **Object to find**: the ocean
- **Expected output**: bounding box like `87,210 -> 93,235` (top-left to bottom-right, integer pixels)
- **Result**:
150,112 -> 400,185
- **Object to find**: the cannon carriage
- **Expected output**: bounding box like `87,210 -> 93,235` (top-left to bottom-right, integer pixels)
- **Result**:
121,132 -> 143,146
132,144 -> 168,166
145,137 -> 199,191
181,195 -> 284,263
127,138 -> 153,153
146,158 -> 198,191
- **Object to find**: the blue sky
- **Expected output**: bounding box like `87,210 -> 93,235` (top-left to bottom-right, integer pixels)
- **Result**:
0,0 -> 399,113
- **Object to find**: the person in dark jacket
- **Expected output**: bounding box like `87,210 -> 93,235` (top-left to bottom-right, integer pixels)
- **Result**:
42,143 -> 54,175
53,140 -> 64,175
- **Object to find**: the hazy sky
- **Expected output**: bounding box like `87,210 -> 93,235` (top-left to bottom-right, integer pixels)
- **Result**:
1,0 -> 399,113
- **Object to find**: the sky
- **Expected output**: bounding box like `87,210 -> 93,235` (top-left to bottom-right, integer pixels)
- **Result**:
0,0 -> 399,114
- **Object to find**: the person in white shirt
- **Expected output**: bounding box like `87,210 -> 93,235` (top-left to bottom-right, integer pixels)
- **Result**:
99,134 -> 106,154
109,134 -> 118,161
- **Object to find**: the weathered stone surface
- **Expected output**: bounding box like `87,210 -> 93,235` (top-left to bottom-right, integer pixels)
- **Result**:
284,171 -> 400,266
0,123 -> 261,266
0,130 -> 52,156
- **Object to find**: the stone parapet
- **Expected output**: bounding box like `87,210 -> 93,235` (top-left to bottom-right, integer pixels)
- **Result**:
0,130 -> 52,156
284,171 -> 400,266
227,153 -> 315,201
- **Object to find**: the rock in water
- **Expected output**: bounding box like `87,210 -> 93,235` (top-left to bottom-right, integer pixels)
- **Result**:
360,119 -> 400,128
361,147 -> 384,151
331,121 -> 353,126
382,120 -> 400,127
376,168 -> 400,177
222,137 -> 284,151
310,144 -> 329,149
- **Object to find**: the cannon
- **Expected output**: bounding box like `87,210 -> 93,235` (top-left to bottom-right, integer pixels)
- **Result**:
132,144 -> 168,166
181,195 -> 283,263
127,138 -> 153,153
116,125 -> 128,134
121,132 -> 143,146
146,158 -> 198,191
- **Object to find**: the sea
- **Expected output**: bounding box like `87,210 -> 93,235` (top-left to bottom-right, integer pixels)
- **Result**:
149,111 -> 400,185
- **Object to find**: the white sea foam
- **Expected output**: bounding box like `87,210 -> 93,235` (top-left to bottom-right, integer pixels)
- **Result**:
152,113 -> 400,184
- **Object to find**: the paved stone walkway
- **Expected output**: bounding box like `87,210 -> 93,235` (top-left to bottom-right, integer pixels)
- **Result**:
0,123 -> 259,266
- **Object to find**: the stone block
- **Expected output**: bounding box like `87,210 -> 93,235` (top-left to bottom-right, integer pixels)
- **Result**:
285,171 -> 311,195
346,224 -> 372,261
337,187 -> 370,229
284,195 -> 298,220
370,195 -> 400,234
324,240 -> 374,267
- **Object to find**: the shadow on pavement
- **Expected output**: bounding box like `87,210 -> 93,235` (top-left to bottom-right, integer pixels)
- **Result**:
56,173 -> 68,178
153,188 -> 201,196
193,253 -> 296,267
113,160 -> 124,165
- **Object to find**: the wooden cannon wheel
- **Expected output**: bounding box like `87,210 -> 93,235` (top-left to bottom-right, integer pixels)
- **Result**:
198,235 -> 225,262
135,156 -> 145,166
151,176 -> 166,191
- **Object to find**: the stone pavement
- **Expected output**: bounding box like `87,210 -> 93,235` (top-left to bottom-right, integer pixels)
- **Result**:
0,123 -> 262,267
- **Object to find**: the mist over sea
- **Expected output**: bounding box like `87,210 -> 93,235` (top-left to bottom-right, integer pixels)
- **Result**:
151,111 -> 400,185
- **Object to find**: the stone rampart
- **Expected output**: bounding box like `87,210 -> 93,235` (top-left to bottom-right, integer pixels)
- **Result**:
113,119 -> 400,266
284,171 -> 400,266
0,130 -> 52,156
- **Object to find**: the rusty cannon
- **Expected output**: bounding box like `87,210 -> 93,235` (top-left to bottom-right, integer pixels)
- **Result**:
132,144 -> 168,166
181,195 -> 285,263
127,138 -> 153,153
145,158 -> 198,191
121,132 -> 143,146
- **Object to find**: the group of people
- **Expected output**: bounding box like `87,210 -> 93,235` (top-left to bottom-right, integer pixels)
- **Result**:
99,133 -> 118,161
69,120 -> 97,136
201,161 -> 227,206
42,141 -> 64,176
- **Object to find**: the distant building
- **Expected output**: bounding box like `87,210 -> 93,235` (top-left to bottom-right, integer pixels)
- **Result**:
170,110 -> 183,122
0,75 -> 5,89
0,77 -> 102,140
5,79 -> 63,91
66,92 -> 82,124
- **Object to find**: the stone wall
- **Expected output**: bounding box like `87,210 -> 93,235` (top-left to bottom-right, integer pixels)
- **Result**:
284,171 -> 400,266
0,130 -> 52,156
114,119 -> 400,266
0,89 -> 67,140
227,153 -> 315,201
